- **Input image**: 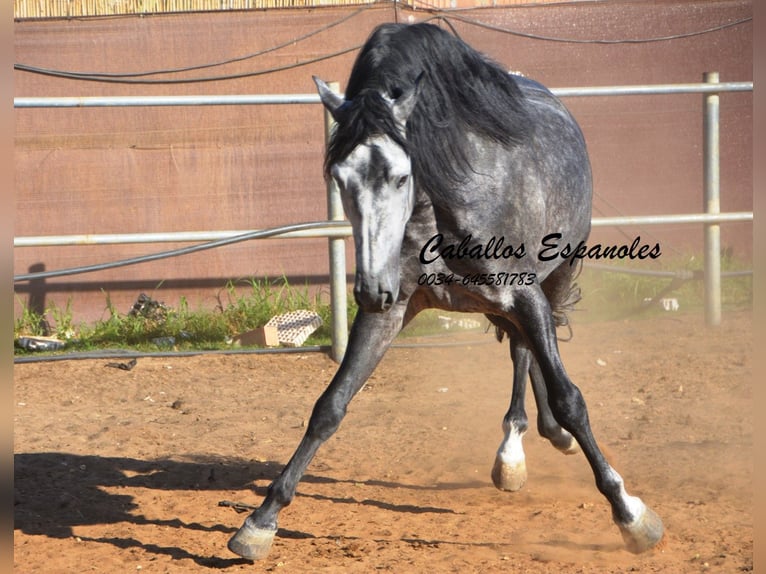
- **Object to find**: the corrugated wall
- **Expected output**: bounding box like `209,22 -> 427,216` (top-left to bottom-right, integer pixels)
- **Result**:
14,1 -> 752,323
14,0 -> 567,20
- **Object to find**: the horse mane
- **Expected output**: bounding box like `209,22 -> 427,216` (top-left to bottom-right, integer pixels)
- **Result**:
325,88 -> 410,178
326,22 -> 531,196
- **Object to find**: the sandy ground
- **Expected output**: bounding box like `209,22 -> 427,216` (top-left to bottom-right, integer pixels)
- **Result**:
14,310 -> 752,573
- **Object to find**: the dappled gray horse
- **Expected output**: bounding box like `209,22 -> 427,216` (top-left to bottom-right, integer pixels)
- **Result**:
229,22 -> 663,560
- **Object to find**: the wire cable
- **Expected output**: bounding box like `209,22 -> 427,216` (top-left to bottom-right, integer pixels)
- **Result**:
13,337 -> 500,364
15,6 -> 371,80
14,13 -> 751,84
15,45 -> 362,84
429,13 -> 751,45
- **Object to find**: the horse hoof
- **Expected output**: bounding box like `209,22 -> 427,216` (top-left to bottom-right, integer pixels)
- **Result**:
551,432 -> 580,455
557,440 -> 580,455
618,505 -> 664,554
227,520 -> 277,560
491,456 -> 527,492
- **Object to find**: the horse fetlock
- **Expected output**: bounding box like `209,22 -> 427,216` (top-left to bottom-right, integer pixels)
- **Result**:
617,503 -> 665,554
227,518 -> 277,561
502,416 -> 528,436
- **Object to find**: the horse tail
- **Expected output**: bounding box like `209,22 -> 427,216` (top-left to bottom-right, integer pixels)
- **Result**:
548,261 -> 582,323
543,259 -> 583,341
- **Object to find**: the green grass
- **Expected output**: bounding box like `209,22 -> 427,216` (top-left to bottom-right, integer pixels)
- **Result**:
14,277 -> 351,354
14,254 -> 752,355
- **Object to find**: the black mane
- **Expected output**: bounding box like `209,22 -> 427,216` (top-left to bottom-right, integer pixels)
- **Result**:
326,22 -> 531,195
325,88 -> 409,179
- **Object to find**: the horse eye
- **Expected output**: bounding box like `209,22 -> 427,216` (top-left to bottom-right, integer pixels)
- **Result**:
396,175 -> 409,189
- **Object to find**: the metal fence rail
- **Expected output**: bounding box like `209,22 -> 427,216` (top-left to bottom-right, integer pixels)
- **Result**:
12,211 -> 754,248
14,76 -> 754,358
13,81 -> 753,108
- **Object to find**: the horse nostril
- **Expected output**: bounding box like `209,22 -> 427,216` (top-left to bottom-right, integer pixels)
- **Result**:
380,291 -> 394,311
353,280 -> 396,313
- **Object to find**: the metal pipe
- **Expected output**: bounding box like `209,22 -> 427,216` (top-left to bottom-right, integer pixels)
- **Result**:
13,82 -> 753,109
13,94 -> 322,108
13,221 -> 351,282
14,212 -> 751,248
323,82 -> 349,363
14,224 -> 353,247
553,81 -> 752,98
703,72 -> 722,327
589,211 -> 752,227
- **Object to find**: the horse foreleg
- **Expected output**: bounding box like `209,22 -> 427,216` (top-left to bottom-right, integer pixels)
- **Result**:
513,288 -> 664,554
227,306 -> 405,560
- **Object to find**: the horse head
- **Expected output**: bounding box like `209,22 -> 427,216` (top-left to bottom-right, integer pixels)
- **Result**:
315,76 -> 420,312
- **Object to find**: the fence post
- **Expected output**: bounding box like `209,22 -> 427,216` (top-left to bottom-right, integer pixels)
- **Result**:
703,72 -> 721,326
324,82 -> 349,362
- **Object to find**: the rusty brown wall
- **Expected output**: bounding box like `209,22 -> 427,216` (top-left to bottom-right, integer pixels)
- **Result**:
14,1 -> 752,323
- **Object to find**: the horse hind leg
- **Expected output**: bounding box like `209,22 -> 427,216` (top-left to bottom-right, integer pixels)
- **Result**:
511,288 -> 664,553
534,259 -> 584,454
528,357 -> 579,455
490,327 -> 530,492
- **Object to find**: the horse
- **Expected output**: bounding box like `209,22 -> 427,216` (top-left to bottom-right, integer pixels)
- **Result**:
228,22 -> 664,560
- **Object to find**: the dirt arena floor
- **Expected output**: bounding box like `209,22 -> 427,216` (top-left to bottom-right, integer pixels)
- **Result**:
14,310 -> 752,573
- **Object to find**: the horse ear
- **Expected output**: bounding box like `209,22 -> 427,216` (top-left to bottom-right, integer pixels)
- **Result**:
391,72 -> 424,130
314,76 -> 344,120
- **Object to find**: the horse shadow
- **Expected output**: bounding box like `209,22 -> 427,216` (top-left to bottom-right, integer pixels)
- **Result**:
13,451 -> 471,567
